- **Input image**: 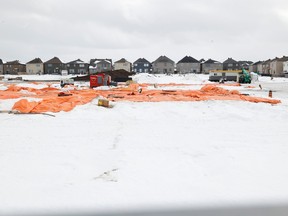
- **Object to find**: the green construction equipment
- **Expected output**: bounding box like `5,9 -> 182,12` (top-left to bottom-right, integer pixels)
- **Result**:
239,68 -> 251,84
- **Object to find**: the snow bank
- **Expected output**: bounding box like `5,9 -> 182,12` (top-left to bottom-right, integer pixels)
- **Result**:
133,73 -> 209,84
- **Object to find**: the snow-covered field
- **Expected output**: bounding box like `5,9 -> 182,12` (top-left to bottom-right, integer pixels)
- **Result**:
1,74 -> 288,215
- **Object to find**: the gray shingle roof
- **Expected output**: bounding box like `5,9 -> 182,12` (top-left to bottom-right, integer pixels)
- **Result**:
154,55 -> 174,64
115,58 -> 130,63
5,60 -> 25,65
134,58 -> 151,64
27,58 -> 43,64
223,58 -> 238,64
177,56 -> 199,64
45,57 -> 63,64
204,59 -> 221,64
67,59 -> 86,64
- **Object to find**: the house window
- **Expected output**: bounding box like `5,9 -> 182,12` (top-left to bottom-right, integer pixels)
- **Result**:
144,63 -> 149,67
79,64 -> 85,68
48,64 -> 52,67
67,64 -> 70,67
134,64 -> 138,67
36,64 -> 40,67
228,63 -> 233,67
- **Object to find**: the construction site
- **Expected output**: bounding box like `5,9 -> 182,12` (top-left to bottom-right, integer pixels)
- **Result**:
1,73 -> 288,215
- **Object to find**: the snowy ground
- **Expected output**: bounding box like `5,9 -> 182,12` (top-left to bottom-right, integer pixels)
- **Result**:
1,74 -> 288,215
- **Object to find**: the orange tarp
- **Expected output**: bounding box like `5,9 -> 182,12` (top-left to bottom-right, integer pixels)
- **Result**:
0,83 -> 281,113
12,89 -> 99,113
95,85 -> 280,104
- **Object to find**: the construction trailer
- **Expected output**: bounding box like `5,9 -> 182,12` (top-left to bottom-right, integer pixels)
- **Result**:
209,69 -> 251,83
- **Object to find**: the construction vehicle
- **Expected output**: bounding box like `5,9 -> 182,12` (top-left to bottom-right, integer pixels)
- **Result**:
239,68 -> 252,84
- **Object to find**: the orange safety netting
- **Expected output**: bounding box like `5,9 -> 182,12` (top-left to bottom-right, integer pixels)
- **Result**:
0,83 -> 281,113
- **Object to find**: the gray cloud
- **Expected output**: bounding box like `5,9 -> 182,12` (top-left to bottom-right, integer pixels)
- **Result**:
0,0 -> 288,63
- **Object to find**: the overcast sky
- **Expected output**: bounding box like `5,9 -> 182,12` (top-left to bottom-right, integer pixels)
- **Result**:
1,0 -> 288,63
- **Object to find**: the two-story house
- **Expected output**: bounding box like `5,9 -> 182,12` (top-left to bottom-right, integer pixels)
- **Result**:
114,58 -> 132,72
270,56 -> 288,77
176,56 -> 200,74
89,59 -> 112,73
201,59 -> 223,74
223,58 -> 240,70
152,56 -> 175,74
261,59 -> 271,75
133,58 -> 152,73
257,62 -> 263,74
44,57 -> 65,74
0,59 -> 3,74
66,59 -> 88,75
3,60 -> 26,74
238,61 -> 253,70
249,61 -> 262,73
26,58 -> 44,75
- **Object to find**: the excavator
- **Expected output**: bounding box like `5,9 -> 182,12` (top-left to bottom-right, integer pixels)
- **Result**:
239,68 -> 251,84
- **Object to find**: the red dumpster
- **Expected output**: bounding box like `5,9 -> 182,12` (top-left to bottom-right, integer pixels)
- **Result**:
90,73 -> 111,88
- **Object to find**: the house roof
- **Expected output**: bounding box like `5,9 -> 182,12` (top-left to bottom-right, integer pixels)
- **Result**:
278,56 -> 288,62
238,61 -> 253,65
45,57 -> 63,64
262,59 -> 271,64
177,56 -> 199,64
89,59 -> 112,68
133,58 -> 151,64
115,58 -> 131,64
251,61 -> 263,65
0,59 -> 3,65
154,55 -> 174,64
204,59 -> 221,64
27,58 -> 43,64
223,58 -> 238,64
4,60 -> 25,65
95,59 -> 111,65
67,59 -> 87,64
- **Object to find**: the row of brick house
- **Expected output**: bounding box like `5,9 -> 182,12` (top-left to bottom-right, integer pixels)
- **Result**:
1,55 -> 288,77
248,56 -> 288,77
